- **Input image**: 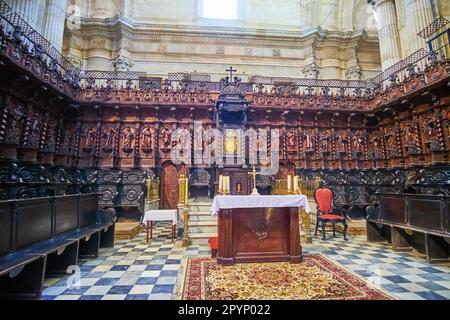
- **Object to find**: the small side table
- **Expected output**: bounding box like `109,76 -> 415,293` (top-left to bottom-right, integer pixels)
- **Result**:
143,209 -> 178,242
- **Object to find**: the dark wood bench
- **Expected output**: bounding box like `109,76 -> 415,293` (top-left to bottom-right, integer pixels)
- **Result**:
366,193 -> 449,264
0,193 -> 116,299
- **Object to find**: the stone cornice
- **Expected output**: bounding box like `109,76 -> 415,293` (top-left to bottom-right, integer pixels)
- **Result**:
69,17 -> 379,50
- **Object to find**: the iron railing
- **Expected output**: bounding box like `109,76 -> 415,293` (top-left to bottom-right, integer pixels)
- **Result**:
418,16 -> 449,39
0,0 -> 80,81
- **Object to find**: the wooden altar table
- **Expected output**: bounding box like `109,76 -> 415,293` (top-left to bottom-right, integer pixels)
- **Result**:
210,195 -> 310,265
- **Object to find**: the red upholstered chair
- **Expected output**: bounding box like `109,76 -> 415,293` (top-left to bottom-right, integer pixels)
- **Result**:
209,237 -> 218,258
314,188 -> 350,241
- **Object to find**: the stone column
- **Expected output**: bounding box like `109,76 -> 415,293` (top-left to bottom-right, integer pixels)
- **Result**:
372,0 -> 403,71
43,0 -> 68,52
404,0 -> 434,54
299,0 -> 314,29
122,0 -> 135,19
5,0 -> 45,32
92,0 -> 114,18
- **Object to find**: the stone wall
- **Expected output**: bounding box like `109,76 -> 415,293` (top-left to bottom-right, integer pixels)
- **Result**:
62,0 -> 382,80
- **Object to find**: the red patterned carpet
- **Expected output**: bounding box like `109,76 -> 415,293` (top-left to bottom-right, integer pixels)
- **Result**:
180,254 -> 393,300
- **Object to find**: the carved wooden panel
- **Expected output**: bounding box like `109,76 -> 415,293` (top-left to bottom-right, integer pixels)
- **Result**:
98,184 -> 118,207
122,170 -> 145,184
0,28 -> 450,208
230,171 -> 250,195
276,163 -> 295,179
98,170 -> 121,184
119,185 -> 143,207
118,170 -> 146,213
190,169 -> 210,186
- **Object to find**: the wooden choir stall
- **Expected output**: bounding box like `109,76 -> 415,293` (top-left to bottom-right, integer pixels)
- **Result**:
210,195 -> 310,265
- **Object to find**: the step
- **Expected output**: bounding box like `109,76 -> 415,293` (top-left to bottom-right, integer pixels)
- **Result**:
189,197 -> 212,203
188,232 -> 217,245
189,221 -> 217,227
190,201 -> 212,206
189,225 -> 218,234
190,210 -> 212,215
189,215 -> 217,223
189,214 -> 217,222
188,231 -> 217,238
189,204 -> 213,211
189,210 -> 213,216
188,220 -> 217,234
189,210 -> 214,216
189,210 -> 216,222
114,222 -> 142,241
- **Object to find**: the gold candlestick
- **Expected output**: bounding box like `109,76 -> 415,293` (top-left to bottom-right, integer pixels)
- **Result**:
185,175 -> 189,205
146,176 -> 151,203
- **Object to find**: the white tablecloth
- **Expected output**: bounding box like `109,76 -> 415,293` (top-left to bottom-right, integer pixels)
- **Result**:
210,195 -> 311,215
143,210 -> 178,225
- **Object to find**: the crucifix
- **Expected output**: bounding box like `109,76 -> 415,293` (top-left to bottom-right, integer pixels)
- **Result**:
226,66 -> 237,79
248,165 -> 261,196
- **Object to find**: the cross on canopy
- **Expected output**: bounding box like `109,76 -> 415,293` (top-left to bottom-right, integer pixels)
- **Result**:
226,66 -> 237,79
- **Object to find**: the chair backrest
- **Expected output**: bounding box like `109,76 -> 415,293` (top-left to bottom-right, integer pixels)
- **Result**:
314,188 -> 333,214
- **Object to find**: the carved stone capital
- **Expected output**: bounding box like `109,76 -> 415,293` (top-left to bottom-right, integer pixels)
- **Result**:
301,62 -> 319,79
345,65 -> 362,80
112,54 -> 134,72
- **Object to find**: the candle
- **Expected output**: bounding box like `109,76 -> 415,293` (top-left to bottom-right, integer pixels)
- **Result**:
223,176 -> 227,194
294,175 -> 299,194
218,175 -> 223,194
225,176 -> 230,194
287,175 -> 292,193
221,176 -> 225,194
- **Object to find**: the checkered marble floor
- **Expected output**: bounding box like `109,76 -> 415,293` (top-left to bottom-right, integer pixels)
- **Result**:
42,223 -> 450,300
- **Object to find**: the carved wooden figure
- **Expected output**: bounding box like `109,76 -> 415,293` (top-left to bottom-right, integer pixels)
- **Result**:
122,127 -> 136,150
85,127 -> 97,148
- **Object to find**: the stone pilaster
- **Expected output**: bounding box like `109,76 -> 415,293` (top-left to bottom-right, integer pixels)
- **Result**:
404,0 -> 434,54
43,0 -> 68,52
113,54 -> 134,72
372,0 -> 403,71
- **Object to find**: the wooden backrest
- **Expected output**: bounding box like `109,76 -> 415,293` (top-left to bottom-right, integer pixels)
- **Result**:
0,193 -> 100,255
378,193 -> 449,235
16,198 -> 52,250
54,196 -> 79,235
79,194 -> 98,228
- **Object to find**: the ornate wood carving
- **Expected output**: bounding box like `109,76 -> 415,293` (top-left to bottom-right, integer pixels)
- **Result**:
0,14 -> 449,207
